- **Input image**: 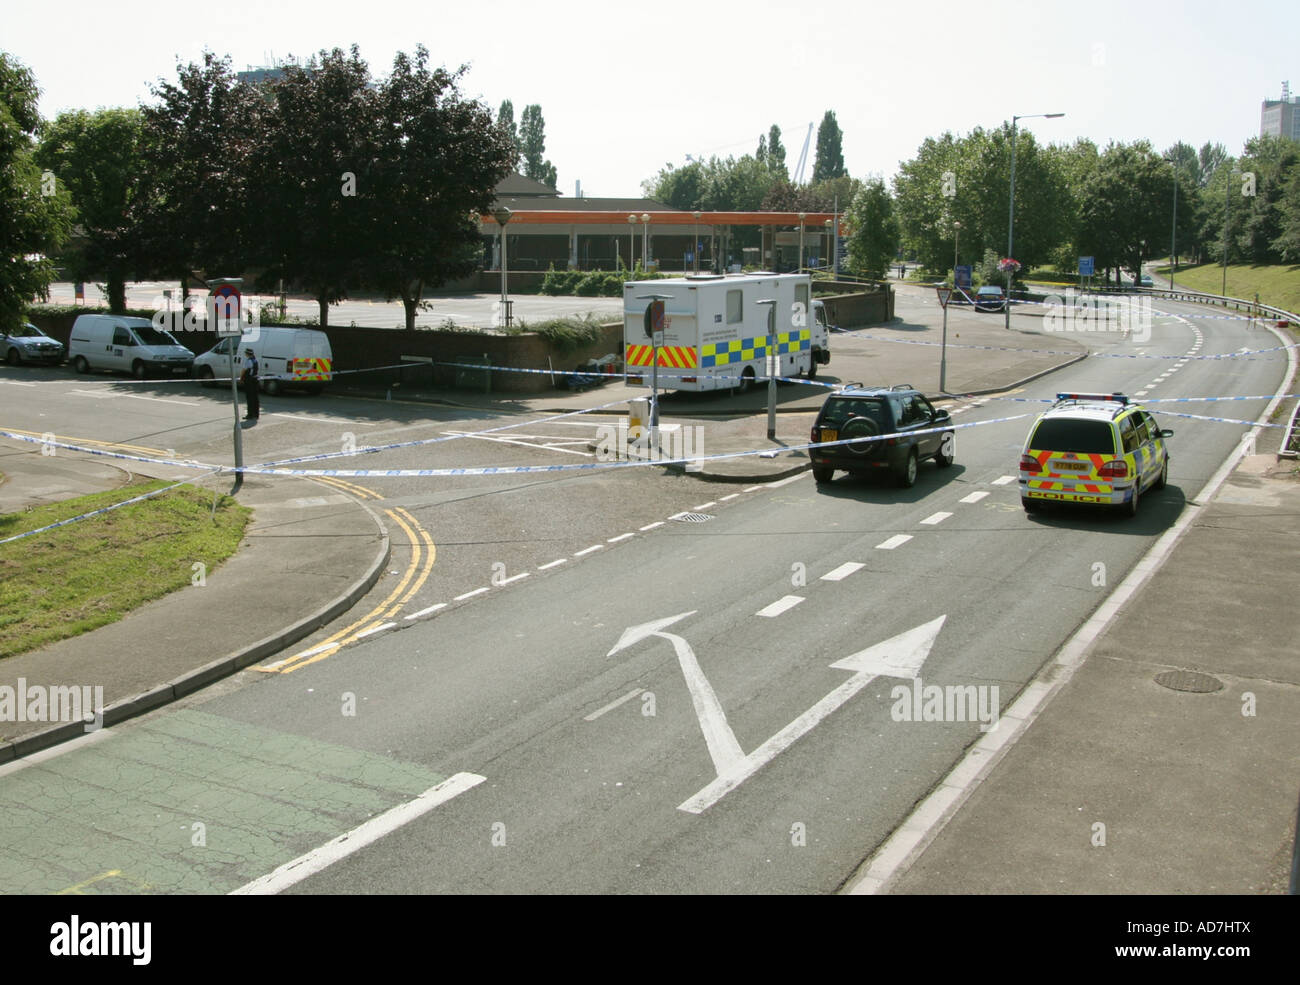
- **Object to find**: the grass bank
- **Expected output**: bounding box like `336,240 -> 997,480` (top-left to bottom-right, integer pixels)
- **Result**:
1154,262 -> 1300,316
0,481 -> 250,658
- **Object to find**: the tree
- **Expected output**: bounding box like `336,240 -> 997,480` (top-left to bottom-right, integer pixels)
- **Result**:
812,110 -> 846,183
1236,134 -> 1300,264
498,100 -> 520,169
130,51 -> 265,297
1077,141 -> 1174,282
844,176 -> 898,278
35,108 -> 144,313
244,45 -> 377,325
1274,162 -> 1300,263
767,124 -> 788,180
362,48 -> 515,331
519,104 -> 557,189
0,52 -> 73,330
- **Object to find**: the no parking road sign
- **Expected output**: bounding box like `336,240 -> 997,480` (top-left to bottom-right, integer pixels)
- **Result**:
208,279 -> 243,337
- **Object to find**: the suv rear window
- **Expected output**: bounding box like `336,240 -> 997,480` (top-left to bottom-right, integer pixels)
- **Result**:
1030,419 -> 1116,454
820,396 -> 890,430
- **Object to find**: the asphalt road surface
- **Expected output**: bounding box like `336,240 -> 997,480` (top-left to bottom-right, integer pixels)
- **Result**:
0,296 -> 1286,893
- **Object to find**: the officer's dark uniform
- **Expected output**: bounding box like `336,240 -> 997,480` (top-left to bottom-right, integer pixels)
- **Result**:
241,349 -> 260,420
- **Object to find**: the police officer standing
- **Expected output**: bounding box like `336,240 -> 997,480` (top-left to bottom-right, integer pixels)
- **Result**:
240,347 -> 260,422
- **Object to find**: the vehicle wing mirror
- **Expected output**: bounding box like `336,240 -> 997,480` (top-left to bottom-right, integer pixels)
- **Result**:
1159,428 -> 1174,438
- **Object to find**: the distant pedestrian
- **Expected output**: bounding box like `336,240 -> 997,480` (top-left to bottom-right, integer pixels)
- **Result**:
240,347 -> 260,421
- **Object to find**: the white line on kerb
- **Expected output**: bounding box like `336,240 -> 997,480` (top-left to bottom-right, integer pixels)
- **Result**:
693,502 -> 717,510
875,534 -> 912,550
574,544 -> 604,556
607,533 -> 635,543
743,485 -> 763,493
454,587 -> 489,601
538,558 -> 567,570
756,595 -> 804,618
959,491 -> 989,504
583,688 -> 645,722
719,493 -> 740,501
821,562 -> 866,582
404,603 -> 446,620
355,622 -> 396,639
639,521 -> 665,532
231,773 -> 486,895
919,512 -> 952,525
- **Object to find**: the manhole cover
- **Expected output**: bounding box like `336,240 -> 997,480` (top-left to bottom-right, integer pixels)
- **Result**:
1154,670 -> 1224,693
670,512 -> 715,523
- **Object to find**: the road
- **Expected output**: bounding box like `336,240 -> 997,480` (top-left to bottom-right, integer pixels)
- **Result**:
0,296 -> 1286,893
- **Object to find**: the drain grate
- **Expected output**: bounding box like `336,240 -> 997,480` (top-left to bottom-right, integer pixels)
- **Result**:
1154,670 -> 1224,693
670,512 -> 715,523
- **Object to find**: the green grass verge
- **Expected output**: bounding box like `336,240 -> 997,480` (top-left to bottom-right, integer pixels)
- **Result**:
0,481 -> 251,659
1153,262 -> 1300,316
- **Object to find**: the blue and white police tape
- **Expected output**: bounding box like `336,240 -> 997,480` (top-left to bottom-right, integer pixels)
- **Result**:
970,393 -> 1300,406
1146,410 -> 1286,428
434,360 -> 838,389
0,473 -> 219,545
842,333 -> 1292,361
253,396 -> 637,467
4,416 -> 1030,478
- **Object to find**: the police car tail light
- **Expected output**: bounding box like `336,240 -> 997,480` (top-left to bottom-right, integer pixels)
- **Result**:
1019,454 -> 1042,474
1099,459 -> 1129,479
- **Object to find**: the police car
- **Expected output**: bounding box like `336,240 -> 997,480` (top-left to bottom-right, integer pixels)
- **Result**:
1019,392 -> 1173,516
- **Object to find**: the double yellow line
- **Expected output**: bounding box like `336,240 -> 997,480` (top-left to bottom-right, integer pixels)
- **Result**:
1,427 -> 168,458
258,479 -> 436,674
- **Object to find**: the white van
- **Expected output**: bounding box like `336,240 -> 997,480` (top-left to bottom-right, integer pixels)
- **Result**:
192,327 -> 333,394
68,315 -> 195,378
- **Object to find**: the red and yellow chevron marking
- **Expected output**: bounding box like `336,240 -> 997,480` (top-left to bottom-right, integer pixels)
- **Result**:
624,344 -> 698,369
292,357 -> 332,381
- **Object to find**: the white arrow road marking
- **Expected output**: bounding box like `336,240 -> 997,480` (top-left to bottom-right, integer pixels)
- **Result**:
607,611 -> 744,777
677,615 -> 946,814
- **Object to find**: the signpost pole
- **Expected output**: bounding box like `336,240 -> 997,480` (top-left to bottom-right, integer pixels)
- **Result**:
934,285 -> 953,393
208,278 -> 244,494
758,299 -> 777,440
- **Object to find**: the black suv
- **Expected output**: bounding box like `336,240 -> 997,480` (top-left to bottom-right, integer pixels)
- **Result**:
810,384 -> 955,487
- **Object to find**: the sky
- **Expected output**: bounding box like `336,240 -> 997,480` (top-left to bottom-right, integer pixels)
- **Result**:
5,0 -> 1297,199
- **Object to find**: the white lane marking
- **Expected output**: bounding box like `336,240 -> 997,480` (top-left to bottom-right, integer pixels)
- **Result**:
123,394 -> 199,407
583,688 -> 645,722
574,544 -> 604,556
538,558 -> 567,570
876,534 -> 912,550
270,413 -> 369,425
404,603 -> 446,620
1135,390 -> 1149,397
719,493 -> 740,501
757,595 -> 805,618
231,773 -> 486,895
0,380 -> 36,387
607,533 -> 635,543
442,430 -> 593,457
639,521 -> 665,532
919,512 -> 952,525
454,587 -> 490,601
743,485 -> 763,493
991,475 -> 1016,486
498,571 -> 530,585
356,622 -> 396,639
959,491 -> 989,504
69,389 -> 120,399
768,472 -> 809,489
821,562 -> 866,582
693,501 -> 717,510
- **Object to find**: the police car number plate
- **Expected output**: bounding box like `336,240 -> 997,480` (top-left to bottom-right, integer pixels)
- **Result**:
1053,460 -> 1089,472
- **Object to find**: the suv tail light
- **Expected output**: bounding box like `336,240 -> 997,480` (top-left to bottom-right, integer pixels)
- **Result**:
1099,459 -> 1129,479
1019,454 -> 1042,474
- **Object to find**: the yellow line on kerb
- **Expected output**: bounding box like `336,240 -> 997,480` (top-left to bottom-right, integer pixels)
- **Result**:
2,427 -> 166,457
264,508 -> 434,674
311,475 -> 382,500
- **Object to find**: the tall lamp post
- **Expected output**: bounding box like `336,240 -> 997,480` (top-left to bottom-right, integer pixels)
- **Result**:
692,211 -> 702,273
757,298 -> 778,439
797,212 -> 807,273
1006,112 -> 1064,329
1163,153 -> 1179,291
641,213 -> 651,272
1222,166 -> 1241,297
627,214 -> 637,272
493,206 -> 513,327
953,220 -> 962,285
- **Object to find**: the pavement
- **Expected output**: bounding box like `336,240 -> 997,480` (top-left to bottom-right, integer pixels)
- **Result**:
1,295 -> 1297,895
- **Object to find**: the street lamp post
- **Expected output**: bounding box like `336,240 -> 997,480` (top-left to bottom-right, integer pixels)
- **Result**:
1006,112 -> 1064,329
493,206 -> 513,328
692,211 -> 702,273
953,220 -> 962,285
641,213 -> 651,272
627,214 -> 636,272
1163,154 -> 1179,291
757,299 -> 778,439
797,212 -> 806,273
1222,167 -> 1240,297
